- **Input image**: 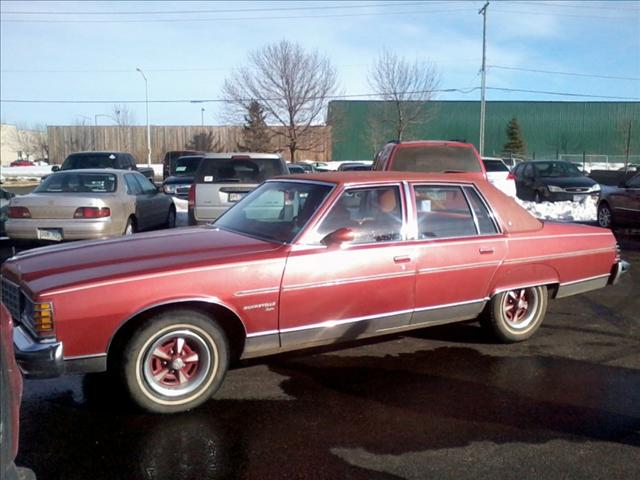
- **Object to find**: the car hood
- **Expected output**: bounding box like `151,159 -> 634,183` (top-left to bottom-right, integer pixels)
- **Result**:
2,227 -> 285,298
539,176 -> 596,187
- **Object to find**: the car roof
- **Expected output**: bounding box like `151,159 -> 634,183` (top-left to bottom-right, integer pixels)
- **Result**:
68,151 -> 129,156
202,152 -> 282,159
47,168 -> 130,176
392,140 -> 476,149
274,171 -> 485,185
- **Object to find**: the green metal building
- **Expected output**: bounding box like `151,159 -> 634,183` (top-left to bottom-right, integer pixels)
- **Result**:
327,100 -> 639,161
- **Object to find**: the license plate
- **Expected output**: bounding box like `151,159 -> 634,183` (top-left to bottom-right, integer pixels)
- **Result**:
37,228 -> 63,241
228,193 -> 247,202
573,195 -> 583,202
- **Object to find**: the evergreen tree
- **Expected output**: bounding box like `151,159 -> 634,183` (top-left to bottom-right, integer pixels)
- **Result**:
186,131 -> 221,152
238,101 -> 272,152
503,117 -> 526,158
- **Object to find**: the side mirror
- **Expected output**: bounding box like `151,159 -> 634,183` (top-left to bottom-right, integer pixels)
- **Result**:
321,228 -> 355,247
51,165 -> 60,172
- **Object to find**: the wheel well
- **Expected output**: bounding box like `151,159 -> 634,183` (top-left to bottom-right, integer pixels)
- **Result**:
107,301 -> 247,369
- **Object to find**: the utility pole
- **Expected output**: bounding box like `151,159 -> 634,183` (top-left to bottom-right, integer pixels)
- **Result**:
136,67 -> 151,165
479,2 -> 489,157
201,107 -> 205,127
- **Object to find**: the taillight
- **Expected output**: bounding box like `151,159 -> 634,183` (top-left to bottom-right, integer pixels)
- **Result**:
8,206 -> 31,218
507,172 -> 515,180
188,184 -> 195,208
73,207 -> 111,218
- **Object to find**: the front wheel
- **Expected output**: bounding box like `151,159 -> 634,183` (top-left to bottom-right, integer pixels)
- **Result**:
480,285 -> 548,342
166,206 -> 176,228
121,310 -> 229,413
597,202 -> 613,229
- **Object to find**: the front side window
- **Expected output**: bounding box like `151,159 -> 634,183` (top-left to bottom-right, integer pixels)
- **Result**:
214,181 -> 333,243
312,186 -> 404,244
414,185 -> 477,239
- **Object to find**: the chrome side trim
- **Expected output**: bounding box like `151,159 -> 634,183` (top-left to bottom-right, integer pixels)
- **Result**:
283,270 -> 415,292
509,233 -> 612,241
266,178 -> 337,188
492,282 -> 556,296
234,287 -> 280,297
413,298 -> 489,313
559,273 -> 610,287
279,308 -> 414,334
64,353 -> 107,360
556,275 -> 610,298
246,329 -> 279,338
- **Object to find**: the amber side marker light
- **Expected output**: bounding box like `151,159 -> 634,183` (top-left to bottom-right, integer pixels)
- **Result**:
8,206 -> 31,218
74,207 -> 111,218
33,302 -> 55,335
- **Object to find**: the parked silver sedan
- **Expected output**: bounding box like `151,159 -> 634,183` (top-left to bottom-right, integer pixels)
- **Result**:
6,169 -> 176,241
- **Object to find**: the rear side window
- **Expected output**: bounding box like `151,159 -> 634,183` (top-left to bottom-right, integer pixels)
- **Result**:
414,185 -> 477,239
124,174 -> 142,195
392,146 -> 482,173
196,157 -> 286,183
463,187 -> 499,235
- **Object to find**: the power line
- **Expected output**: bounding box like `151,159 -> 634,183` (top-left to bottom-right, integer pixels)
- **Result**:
1,6 -> 473,23
489,65 -> 640,82
1,1 -> 445,15
486,86 -> 640,100
516,1 -> 640,11
0,87 -> 481,104
492,8 -> 632,19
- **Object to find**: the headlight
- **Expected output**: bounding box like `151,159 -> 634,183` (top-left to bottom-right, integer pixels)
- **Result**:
163,184 -> 177,194
547,185 -> 563,192
587,184 -> 601,192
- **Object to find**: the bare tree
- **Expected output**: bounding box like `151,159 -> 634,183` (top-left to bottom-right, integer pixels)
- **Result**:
368,49 -> 440,141
10,124 -> 48,160
222,39 -> 338,161
67,119 -> 94,155
112,104 -> 135,126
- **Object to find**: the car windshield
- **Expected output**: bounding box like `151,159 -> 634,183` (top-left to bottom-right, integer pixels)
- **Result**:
174,156 -> 203,175
534,162 -> 583,177
196,157 -> 287,183
483,159 -> 509,172
35,172 -> 117,193
62,154 -> 118,169
214,181 -> 333,243
392,146 -> 481,173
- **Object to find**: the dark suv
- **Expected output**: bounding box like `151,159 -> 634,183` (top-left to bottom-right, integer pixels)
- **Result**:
372,140 -> 486,179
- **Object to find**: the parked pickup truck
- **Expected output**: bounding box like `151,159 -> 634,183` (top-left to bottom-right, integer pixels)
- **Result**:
372,140 -> 487,180
53,152 -> 155,181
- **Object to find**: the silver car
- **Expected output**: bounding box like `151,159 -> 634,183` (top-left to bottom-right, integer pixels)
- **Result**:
6,169 -> 176,241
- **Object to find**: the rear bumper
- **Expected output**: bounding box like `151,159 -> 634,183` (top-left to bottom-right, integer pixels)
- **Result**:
608,259 -> 631,285
6,218 -> 121,240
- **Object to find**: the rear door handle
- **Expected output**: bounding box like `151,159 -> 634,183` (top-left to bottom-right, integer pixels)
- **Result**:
479,247 -> 495,254
394,255 -> 412,263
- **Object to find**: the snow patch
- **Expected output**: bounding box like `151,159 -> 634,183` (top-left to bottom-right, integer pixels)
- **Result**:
515,196 -> 597,222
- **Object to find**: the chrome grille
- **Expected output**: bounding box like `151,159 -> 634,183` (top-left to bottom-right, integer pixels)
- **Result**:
1,278 -> 22,321
565,187 -> 589,193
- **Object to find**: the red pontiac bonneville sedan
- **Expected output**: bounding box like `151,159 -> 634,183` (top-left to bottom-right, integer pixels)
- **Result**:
1,172 -> 629,413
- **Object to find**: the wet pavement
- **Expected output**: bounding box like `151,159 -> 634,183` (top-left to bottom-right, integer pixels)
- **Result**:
3,235 -> 640,479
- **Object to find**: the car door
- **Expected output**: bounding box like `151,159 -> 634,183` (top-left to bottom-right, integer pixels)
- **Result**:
133,174 -> 164,228
613,174 -> 640,224
411,183 -> 506,326
279,184 -> 416,348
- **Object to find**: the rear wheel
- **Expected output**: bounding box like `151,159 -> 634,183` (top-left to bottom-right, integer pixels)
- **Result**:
166,206 -> 176,228
533,191 -> 542,203
597,202 -> 613,229
121,309 -> 229,413
481,286 -> 548,342
123,217 -> 136,236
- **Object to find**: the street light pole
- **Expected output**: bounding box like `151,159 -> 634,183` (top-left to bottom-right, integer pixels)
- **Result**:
201,107 -> 205,127
136,67 -> 151,165
479,2 -> 489,157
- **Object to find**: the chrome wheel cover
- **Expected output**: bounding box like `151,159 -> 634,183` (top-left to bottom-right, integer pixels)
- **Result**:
501,288 -> 540,330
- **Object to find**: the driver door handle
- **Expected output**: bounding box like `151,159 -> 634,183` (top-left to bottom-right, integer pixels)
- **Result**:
479,247 -> 495,254
394,255 -> 412,263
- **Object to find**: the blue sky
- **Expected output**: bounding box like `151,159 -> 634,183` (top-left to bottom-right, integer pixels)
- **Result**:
1,0 -> 638,127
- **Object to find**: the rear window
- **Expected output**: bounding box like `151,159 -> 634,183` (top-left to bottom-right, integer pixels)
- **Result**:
482,159 -> 509,172
196,157 -> 286,183
36,172 -> 117,193
392,146 -> 481,173
174,156 -> 203,175
62,154 -> 119,169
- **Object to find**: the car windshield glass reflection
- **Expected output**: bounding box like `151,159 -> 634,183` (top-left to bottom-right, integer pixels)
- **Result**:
214,181 -> 333,243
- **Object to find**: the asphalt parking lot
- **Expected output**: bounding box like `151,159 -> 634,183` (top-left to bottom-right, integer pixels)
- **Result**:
0,230 -> 637,479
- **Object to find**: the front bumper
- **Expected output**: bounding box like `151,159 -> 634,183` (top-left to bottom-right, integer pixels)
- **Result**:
608,259 -> 631,285
543,191 -> 599,203
13,325 -> 64,378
